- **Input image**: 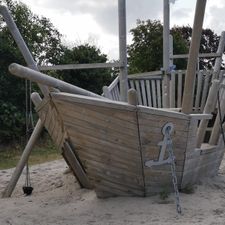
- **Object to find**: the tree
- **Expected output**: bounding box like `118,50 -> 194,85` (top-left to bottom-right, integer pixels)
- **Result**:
58,44 -> 113,95
171,26 -> 221,69
128,19 -> 188,73
0,0 -> 63,142
128,20 -> 222,73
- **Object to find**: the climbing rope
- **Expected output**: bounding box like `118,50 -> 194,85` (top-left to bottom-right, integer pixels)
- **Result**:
23,79 -> 34,196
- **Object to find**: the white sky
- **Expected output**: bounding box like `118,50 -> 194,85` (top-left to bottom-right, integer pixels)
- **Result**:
20,0 -> 225,60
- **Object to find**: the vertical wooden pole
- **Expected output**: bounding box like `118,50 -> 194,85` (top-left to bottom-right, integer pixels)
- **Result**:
202,32 -> 225,145
212,31 -> 225,80
196,80 -> 220,147
181,0 -> 207,114
169,34 -> 174,68
118,0 -> 128,102
162,0 -> 170,108
128,89 -> 138,106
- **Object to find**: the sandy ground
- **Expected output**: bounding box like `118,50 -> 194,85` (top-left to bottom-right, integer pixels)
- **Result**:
1,159 -> 225,225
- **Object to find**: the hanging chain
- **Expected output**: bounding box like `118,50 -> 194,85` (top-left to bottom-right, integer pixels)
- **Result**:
165,126 -> 182,214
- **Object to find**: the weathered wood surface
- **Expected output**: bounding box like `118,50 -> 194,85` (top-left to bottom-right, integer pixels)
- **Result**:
32,91 -> 225,197
138,106 -> 191,193
107,70 -> 213,114
51,92 -> 145,197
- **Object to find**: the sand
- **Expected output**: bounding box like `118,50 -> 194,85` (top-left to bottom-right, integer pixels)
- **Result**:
1,158 -> 225,225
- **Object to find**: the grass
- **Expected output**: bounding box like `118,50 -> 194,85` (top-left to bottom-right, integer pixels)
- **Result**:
0,135 -> 61,170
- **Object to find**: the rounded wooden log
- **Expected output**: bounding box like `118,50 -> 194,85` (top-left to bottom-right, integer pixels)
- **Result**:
182,0 -> 207,114
2,119 -> 44,197
31,92 -> 42,107
128,88 -> 138,106
9,63 -> 104,99
196,80 -> 220,147
163,0 -> 170,72
209,86 -> 225,145
118,0 -> 128,102
212,31 -> 225,80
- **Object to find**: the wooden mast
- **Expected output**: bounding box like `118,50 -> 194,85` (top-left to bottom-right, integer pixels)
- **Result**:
181,0 -> 207,114
118,0 -> 128,102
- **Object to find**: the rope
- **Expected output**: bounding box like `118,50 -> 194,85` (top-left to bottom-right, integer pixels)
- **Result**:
24,79 -> 34,195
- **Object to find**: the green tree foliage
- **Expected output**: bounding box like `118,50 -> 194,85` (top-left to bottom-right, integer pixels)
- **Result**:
0,0 -> 63,142
128,19 -> 188,73
0,0 -> 113,142
171,26 -> 221,69
58,44 -> 113,95
128,20 -> 221,73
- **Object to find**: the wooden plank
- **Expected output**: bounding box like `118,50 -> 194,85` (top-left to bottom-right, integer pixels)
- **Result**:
68,138 -> 141,168
75,146 -> 143,172
51,92 -> 136,111
170,71 -> 176,108
108,76 -> 119,92
200,71 -> 210,111
62,142 -> 92,189
39,62 -> 121,71
65,122 -> 139,150
140,80 -> 147,106
156,79 -> 162,108
102,86 -> 113,100
171,52 -> 221,59
151,80 -> 157,107
138,106 -> 189,120
55,101 -> 138,132
61,108 -> 138,138
114,85 -> 120,101
146,80 -> 152,106
80,156 -> 143,181
135,80 -> 142,105
128,70 -> 162,79
138,110 -> 191,128
85,164 -> 144,189
194,71 -> 203,112
129,79 -> 135,89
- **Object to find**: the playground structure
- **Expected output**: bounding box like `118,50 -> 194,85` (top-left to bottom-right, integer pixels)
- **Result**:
1,0 -> 225,212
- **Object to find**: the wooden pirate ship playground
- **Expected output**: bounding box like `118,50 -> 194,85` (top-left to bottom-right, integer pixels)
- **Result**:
2,0 -> 225,213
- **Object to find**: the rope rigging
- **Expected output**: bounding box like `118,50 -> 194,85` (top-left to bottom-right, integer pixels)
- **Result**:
23,79 -> 34,196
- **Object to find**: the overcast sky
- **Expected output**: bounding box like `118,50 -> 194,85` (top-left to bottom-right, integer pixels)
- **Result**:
20,0 -> 225,60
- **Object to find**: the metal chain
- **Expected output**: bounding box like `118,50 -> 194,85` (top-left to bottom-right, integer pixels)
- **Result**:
165,128 -> 182,214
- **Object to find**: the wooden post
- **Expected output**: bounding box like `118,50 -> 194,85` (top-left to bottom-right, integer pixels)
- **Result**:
169,34 -> 174,68
118,0 -> 128,102
128,88 -> 138,106
196,80 -> 220,147
9,63 -> 104,99
162,0 -> 170,108
0,6 -> 49,96
102,86 -> 113,99
205,32 -> 225,145
209,85 -> 225,145
212,31 -> 225,80
181,0 -> 207,114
